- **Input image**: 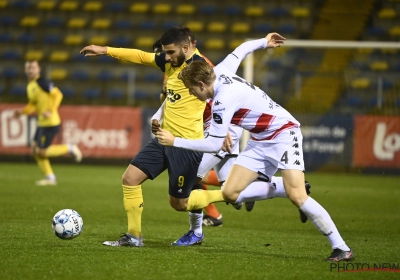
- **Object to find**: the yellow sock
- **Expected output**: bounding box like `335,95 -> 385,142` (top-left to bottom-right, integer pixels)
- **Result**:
186,190 -> 224,211
35,156 -> 54,176
45,144 -> 69,157
123,185 -> 143,238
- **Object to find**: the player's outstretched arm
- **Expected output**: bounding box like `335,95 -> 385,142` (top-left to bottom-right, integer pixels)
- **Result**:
80,45 -> 107,57
265,32 -> 286,48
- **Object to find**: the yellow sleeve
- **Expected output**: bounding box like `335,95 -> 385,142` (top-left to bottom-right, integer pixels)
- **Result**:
21,103 -> 36,115
107,47 -> 157,67
50,87 -> 63,111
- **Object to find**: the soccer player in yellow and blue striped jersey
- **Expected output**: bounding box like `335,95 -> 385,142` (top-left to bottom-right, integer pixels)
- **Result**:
80,27 -> 225,247
13,60 -> 82,186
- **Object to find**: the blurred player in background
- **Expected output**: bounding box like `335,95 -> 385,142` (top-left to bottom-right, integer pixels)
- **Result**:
13,60 -> 82,186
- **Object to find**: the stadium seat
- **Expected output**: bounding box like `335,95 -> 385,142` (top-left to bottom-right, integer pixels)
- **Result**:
83,88 -> 101,99
18,33 -> 36,44
199,4 -> 217,15
245,6 -> 264,17
10,85 -> 26,96
49,51 -> 69,62
114,19 -> 133,29
138,19 -> 157,30
67,18 -> 87,28
231,22 -> 250,33
389,26 -> 400,36
71,69 -> 90,81
269,7 -> 290,17
254,23 -> 273,33
43,34 -> 62,44
204,39 -> 225,50
0,15 -> 16,26
37,0 -> 56,10
89,35 -> 109,45
0,32 -> 12,43
2,67 -> 19,78
365,26 -> 386,37
25,50 -> 44,61
44,17 -> 65,28
185,21 -> 204,32
134,89 -> 149,100
176,4 -> 195,15
153,3 -> 172,14
278,24 -> 296,34
71,53 -> 89,62
369,61 -> 389,71
0,84 -> 4,95
105,2 -> 125,12
0,0 -> 7,8
345,96 -> 362,107
106,88 -> 125,100
83,1 -> 102,12
59,86 -> 75,98
291,7 -> 310,17
10,0 -> 31,9
143,72 -> 162,82
20,16 -> 40,27
229,39 -> 244,49
59,0 -> 78,11
97,55 -> 115,64
351,77 -> 371,89
378,8 -> 396,19
224,5 -> 241,16
129,2 -> 149,13
207,22 -> 227,33
64,34 -> 84,45
91,19 -> 111,29
110,36 -> 132,47
162,20 -> 180,29
1,49 -> 21,60
50,68 -> 68,80
96,70 -> 113,81
135,37 -> 156,48
369,96 -> 384,107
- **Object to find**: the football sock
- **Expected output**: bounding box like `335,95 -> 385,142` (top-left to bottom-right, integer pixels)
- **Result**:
204,169 -> 220,186
123,185 -> 143,238
201,184 -> 221,218
299,197 -> 350,250
235,181 -> 277,203
44,144 -> 69,157
35,155 -> 54,177
270,176 -> 288,198
189,211 -> 203,236
186,190 -> 224,211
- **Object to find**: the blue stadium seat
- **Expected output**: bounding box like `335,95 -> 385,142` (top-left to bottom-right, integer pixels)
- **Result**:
71,69 -> 90,81
0,84 -> 4,95
199,4 -> 217,15
71,53 -> 89,63
134,89 -> 148,100
83,88 -> 101,99
10,0 -> 31,9
365,26 -> 386,37
0,32 -> 12,43
162,21 -> 180,30
1,49 -> 22,60
269,7 -> 290,17
224,5 -> 241,16
254,23 -> 273,33
10,85 -> 26,96
97,55 -> 115,63
96,70 -> 113,81
278,24 -> 296,34
44,17 -> 65,28
43,34 -> 62,44
106,88 -> 125,100
0,15 -> 17,26
345,96 -> 362,107
18,33 -> 36,44
105,2 -> 125,12
60,86 -> 76,98
369,96 -> 384,107
110,36 -> 132,47
394,97 -> 400,107
143,72 -> 162,82
2,67 -> 19,78
114,19 -> 133,29
138,19 -> 157,30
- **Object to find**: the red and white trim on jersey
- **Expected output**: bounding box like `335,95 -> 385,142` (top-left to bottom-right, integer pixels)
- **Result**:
251,121 -> 298,141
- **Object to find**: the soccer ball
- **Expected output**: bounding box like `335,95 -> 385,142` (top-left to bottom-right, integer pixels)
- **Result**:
52,209 -> 83,240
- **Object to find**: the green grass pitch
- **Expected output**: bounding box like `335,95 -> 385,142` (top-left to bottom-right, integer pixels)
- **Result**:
1,162 -> 399,279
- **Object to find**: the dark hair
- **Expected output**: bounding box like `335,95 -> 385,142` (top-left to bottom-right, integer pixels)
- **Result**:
160,26 -> 190,46
182,27 -> 195,44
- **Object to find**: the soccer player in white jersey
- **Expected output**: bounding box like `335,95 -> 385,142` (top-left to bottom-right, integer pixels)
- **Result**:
156,33 -> 354,261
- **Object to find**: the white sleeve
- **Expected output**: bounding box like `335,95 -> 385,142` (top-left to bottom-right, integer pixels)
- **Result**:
173,135 -> 225,153
219,38 -> 268,74
151,100 -> 165,121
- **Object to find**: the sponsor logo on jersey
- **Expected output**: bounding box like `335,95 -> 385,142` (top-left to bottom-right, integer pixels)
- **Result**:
213,113 -> 223,124
214,100 -> 222,106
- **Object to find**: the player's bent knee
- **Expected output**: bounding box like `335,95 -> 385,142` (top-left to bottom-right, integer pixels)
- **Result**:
221,189 -> 238,202
169,197 -> 188,211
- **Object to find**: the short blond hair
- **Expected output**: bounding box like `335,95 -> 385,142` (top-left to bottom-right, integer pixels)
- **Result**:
179,60 -> 215,86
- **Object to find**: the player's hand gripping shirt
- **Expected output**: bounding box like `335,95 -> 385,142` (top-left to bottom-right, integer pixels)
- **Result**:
107,47 -> 206,139
21,77 -> 63,127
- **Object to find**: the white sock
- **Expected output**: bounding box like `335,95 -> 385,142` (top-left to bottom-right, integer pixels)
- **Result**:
68,144 -> 74,153
300,197 -> 350,251
270,176 -> 287,198
189,212 -> 203,236
46,174 -> 56,180
235,181 -> 277,203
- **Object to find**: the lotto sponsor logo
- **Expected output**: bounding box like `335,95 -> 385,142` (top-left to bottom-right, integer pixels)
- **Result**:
353,116 -> 400,168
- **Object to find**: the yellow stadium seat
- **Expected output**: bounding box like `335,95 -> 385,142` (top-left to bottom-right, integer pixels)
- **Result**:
67,18 -> 87,28
50,51 -> 69,62
205,39 -> 225,50
351,78 -> 370,89
83,1 -> 102,12
130,2 -> 149,13
357,48 -> 374,54
135,37 -> 156,48
153,3 -> 171,14
389,26 -> 400,36
207,22 -> 227,33
369,61 -> 389,71
91,19 -> 111,29
229,39 -> 244,49
0,0 -> 8,8
291,7 -> 310,17
25,50 -> 44,61
64,34 -> 84,45
381,48 -> 398,54
231,22 -> 250,33
50,69 -> 68,80
89,35 -> 109,45
20,16 -> 40,27
378,8 -> 396,19
59,1 -> 78,11
176,4 -> 195,15
37,0 -> 56,10
185,21 -> 204,32
244,6 -> 263,17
